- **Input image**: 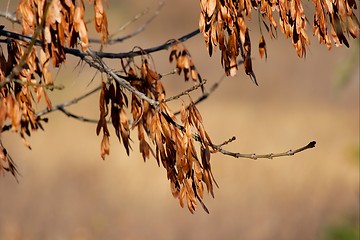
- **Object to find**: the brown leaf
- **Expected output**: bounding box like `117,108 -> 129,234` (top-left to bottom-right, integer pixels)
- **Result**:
170,45 -> 202,83
179,185 -> 186,208
73,1 -> 88,51
96,82 -> 109,136
170,181 -> 180,198
17,0 -> 35,36
43,88 -> 52,110
244,54 -> 258,85
100,134 -> 110,160
120,108 -> 130,155
94,0 -> 109,44
259,35 -> 267,60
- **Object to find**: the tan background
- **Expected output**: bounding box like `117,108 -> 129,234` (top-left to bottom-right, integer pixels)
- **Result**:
1,1 -> 359,239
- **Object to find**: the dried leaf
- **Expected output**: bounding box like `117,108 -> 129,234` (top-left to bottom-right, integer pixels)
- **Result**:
100,133 -> 110,160
259,35 -> 267,60
73,1 -> 88,51
170,44 -> 202,84
94,0 -> 109,44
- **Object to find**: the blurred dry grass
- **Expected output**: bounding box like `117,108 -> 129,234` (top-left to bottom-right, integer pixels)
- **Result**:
0,1 -> 359,240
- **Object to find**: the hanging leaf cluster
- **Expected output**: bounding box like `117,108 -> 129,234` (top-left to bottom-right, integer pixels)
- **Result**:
170,44 -> 206,92
17,0 -> 108,66
0,39 -> 49,147
0,0 -> 108,179
170,44 -> 202,82
199,0 -> 359,79
95,55 -> 217,212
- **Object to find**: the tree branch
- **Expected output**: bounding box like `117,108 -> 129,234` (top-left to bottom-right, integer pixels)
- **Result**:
36,85 -> 102,118
34,68 -> 178,124
57,107 -> 98,123
173,68 -> 230,115
0,27 -> 200,60
164,79 -> 207,103
213,140 -> 317,160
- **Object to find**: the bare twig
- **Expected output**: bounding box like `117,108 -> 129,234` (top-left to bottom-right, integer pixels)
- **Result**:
174,71 -> 227,115
173,60 -> 244,116
90,1 -> 165,45
217,136 -> 236,147
57,107 -> 98,123
159,68 -> 177,78
0,11 -> 21,24
11,79 -> 64,90
109,8 -> 150,38
213,140 -> 317,160
36,85 -> 102,118
164,79 -> 207,103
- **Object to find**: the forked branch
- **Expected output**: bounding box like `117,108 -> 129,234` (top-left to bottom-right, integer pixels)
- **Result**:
85,48 -> 159,107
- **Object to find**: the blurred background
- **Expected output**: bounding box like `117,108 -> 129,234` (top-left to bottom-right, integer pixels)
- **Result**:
0,1 -> 359,239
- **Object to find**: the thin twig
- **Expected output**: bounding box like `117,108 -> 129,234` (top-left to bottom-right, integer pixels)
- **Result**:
0,11 -> 21,24
217,136 -> 236,147
12,79 -> 64,90
174,72 -> 227,115
164,79 -> 207,103
36,85 -> 101,117
213,141 -> 317,160
159,68 -> 177,78
173,60 -> 245,116
109,8 -> 150,38
57,107 -> 98,123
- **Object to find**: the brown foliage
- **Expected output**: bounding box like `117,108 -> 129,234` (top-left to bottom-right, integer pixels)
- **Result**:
170,44 -> 201,82
169,43 -> 205,92
0,40 -> 47,149
0,0 -> 358,212
93,56 -> 217,212
1,0 -> 109,184
199,0 -> 359,78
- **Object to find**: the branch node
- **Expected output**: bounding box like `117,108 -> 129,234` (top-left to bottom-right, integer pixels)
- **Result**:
287,150 -> 294,156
